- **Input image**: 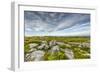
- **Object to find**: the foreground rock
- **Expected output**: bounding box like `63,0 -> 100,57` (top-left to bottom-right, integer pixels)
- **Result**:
50,45 -> 60,54
29,43 -> 38,49
25,53 -> 31,61
24,40 -> 90,61
64,48 -> 74,59
30,50 -> 45,61
49,40 -> 57,47
38,43 -> 49,50
28,48 -> 37,53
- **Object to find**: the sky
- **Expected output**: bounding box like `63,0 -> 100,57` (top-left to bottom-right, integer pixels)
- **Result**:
24,11 -> 90,36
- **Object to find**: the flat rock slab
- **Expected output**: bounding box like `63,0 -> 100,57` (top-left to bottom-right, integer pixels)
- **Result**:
30,50 -> 45,61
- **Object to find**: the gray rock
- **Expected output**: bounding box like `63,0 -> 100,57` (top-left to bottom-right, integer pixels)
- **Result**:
64,48 -> 74,59
57,42 -> 71,48
38,44 -> 45,50
38,43 -> 49,50
28,48 -> 37,53
30,50 -> 45,61
50,45 -> 60,54
25,53 -> 31,61
41,41 -> 48,44
56,42 -> 65,45
78,43 -> 90,48
29,43 -> 38,48
44,44 -> 49,50
49,40 -> 57,47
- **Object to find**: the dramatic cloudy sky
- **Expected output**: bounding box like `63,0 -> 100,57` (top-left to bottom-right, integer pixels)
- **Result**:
24,11 -> 90,36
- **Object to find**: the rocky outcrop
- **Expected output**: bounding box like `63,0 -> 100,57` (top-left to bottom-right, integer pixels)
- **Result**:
25,40 -> 89,61
30,50 -> 45,61
64,49 -> 74,59
49,40 -> 57,47
29,43 -> 38,49
50,45 -> 60,54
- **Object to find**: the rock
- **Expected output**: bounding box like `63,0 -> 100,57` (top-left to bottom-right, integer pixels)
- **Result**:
78,43 -> 90,48
64,48 -> 74,59
38,43 -> 49,50
41,41 -> 48,44
30,50 -> 45,61
83,53 -> 90,56
65,44 -> 71,48
24,53 -> 31,61
49,40 -> 57,47
50,45 -> 60,54
57,42 -> 71,48
82,43 -> 90,47
56,42 -> 65,45
38,44 -> 45,50
28,48 -> 37,53
29,43 -> 38,49
44,44 -> 49,50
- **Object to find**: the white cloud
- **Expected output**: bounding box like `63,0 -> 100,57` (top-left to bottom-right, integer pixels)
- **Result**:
24,11 -> 90,36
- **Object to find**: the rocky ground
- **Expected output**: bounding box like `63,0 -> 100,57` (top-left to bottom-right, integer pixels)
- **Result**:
24,40 -> 90,62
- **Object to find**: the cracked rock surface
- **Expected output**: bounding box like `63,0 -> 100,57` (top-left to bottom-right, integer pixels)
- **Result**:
24,39 -> 90,62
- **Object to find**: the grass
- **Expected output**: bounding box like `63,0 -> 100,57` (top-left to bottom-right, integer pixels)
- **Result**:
24,36 -> 90,61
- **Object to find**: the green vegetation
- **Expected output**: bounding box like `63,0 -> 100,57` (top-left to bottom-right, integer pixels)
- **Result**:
24,36 -> 90,44
24,44 -> 30,54
24,36 -> 90,61
73,48 -> 90,59
44,51 -> 67,60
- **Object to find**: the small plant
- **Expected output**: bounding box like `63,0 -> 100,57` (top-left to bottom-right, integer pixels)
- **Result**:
59,45 -> 67,49
24,45 -> 30,54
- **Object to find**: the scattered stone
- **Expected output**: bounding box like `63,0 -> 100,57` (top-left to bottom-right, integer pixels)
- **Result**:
29,43 -> 38,49
38,44 -> 45,50
49,40 -> 57,47
78,43 -> 90,48
28,48 -> 37,53
25,40 -> 89,61
56,42 -> 65,45
30,50 -> 45,61
65,44 -> 71,48
41,41 -> 48,44
38,41 -> 49,50
83,53 -> 90,56
25,53 -> 31,61
64,48 -> 74,59
50,45 -> 60,54
57,42 -> 71,48
44,44 -> 49,50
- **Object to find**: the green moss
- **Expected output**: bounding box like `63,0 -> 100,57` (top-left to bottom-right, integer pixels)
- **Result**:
24,45 -> 30,54
24,36 -> 90,61
44,51 -> 67,60
73,48 -> 90,59
59,45 -> 67,49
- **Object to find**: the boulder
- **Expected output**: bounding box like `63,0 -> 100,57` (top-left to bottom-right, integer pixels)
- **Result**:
64,48 -> 74,59
28,48 -> 37,53
41,41 -> 48,44
24,53 -> 31,61
29,43 -> 38,49
78,43 -> 90,48
50,45 -> 60,54
38,44 -> 45,50
38,43 -> 49,50
49,40 -> 57,47
30,50 -> 45,61
56,42 -> 65,45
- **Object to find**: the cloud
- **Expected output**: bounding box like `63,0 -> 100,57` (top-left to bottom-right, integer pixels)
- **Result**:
48,30 -> 90,36
24,11 -> 90,36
